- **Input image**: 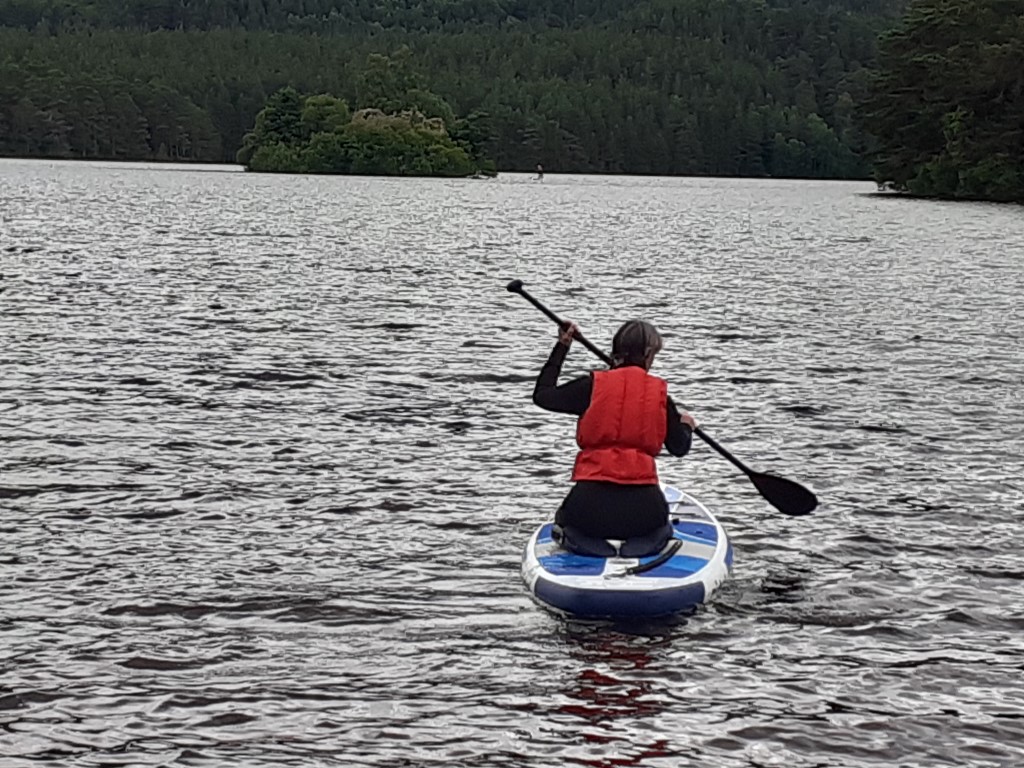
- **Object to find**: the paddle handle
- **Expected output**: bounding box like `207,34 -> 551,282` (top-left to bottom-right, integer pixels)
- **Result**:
509,279 -> 753,473
506,280 -> 613,366
506,278 -> 817,515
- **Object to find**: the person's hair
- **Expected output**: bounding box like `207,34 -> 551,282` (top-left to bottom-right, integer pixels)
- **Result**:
610,320 -> 663,368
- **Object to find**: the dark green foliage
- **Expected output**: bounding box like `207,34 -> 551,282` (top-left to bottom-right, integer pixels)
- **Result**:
242,84 -> 480,175
450,110 -> 498,172
301,94 -> 352,135
248,142 -> 304,172
338,118 -> 476,176
859,0 -> 1024,201
236,86 -> 307,165
0,0 -> 906,176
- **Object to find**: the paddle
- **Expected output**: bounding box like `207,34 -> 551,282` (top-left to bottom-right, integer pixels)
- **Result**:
506,279 -> 818,516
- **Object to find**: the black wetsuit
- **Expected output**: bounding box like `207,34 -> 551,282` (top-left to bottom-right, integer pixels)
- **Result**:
532,342 -> 693,542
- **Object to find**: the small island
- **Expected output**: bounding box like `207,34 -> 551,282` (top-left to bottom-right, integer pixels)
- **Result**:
236,54 -> 495,178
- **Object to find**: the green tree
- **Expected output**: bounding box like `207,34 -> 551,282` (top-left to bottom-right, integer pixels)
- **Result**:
859,0 -> 1024,201
239,89 -> 484,176
0,0 -> 900,176
237,86 -> 305,163
301,94 -> 351,136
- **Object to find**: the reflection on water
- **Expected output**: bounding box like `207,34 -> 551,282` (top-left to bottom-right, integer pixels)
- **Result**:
559,630 -> 677,767
1,159 -> 1024,767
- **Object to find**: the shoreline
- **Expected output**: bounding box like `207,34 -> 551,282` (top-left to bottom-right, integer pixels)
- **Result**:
0,155 -> 876,184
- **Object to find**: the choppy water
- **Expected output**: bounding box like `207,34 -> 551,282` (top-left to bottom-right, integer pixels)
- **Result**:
2,158 -> 1023,767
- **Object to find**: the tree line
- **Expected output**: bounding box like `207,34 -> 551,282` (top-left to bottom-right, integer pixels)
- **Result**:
0,0 -> 905,34
858,0 -> 1024,202
3,0 -> 1014,199
0,0 -> 902,177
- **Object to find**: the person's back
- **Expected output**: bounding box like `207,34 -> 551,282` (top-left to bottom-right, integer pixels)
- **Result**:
531,319 -> 697,556
573,365 -> 667,484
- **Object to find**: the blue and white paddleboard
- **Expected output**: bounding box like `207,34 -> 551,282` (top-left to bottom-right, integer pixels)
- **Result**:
521,485 -> 733,618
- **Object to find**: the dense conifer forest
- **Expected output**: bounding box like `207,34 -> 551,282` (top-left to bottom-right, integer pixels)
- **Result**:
0,0 -> 905,177
859,0 -> 1024,202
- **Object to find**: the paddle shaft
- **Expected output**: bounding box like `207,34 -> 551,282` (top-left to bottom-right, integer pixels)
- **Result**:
511,283 -> 613,366
507,280 -> 754,473
507,278 -> 818,515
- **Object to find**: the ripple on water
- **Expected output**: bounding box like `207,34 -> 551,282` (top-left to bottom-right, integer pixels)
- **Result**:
2,160 -> 1024,767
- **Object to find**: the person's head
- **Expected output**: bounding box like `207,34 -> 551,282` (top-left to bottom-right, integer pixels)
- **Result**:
611,320 -> 663,370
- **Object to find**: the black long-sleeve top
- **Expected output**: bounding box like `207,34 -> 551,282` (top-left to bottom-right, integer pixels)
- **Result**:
532,342 -> 693,457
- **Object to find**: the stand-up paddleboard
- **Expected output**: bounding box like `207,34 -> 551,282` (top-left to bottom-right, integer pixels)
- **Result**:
521,485 -> 732,618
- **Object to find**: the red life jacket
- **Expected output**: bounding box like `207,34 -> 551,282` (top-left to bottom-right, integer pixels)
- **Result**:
572,366 -> 668,484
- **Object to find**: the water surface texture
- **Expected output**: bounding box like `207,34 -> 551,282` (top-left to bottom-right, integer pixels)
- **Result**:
2,159 -> 1024,767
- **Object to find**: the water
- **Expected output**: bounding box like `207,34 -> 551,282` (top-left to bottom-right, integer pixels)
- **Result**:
2,158 -> 1023,767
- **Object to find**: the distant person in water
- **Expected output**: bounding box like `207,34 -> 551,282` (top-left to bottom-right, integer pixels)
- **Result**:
535,163 -> 544,180
532,319 -> 697,557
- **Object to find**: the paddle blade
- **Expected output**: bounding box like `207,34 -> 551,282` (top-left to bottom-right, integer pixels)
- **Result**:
750,472 -> 818,516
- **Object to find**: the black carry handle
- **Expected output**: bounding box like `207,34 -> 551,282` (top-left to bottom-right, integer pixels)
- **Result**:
507,279 -> 817,516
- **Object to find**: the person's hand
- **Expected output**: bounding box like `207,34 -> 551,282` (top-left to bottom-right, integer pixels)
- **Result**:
680,412 -> 698,430
558,321 -> 579,347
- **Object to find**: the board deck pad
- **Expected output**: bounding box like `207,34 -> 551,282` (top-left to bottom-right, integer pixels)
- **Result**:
522,487 -> 733,618
535,504 -> 720,579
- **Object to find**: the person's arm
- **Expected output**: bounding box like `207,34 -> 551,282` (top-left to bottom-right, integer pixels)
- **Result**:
664,396 -> 694,456
532,328 -> 593,415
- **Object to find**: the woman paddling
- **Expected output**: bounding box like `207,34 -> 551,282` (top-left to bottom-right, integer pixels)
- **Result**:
532,319 -> 697,557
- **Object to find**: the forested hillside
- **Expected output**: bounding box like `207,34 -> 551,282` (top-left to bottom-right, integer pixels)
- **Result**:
858,0 -> 1024,202
0,0 -> 905,176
